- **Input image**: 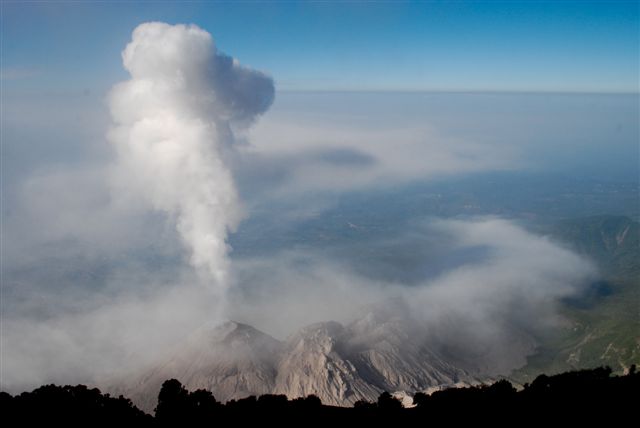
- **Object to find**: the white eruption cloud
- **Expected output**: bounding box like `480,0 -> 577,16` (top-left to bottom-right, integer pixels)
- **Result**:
108,22 -> 273,290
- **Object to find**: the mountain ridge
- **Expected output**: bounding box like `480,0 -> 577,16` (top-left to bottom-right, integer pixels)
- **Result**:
120,316 -> 477,412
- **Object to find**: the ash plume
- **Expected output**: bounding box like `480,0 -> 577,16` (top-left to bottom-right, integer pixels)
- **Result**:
108,22 -> 273,294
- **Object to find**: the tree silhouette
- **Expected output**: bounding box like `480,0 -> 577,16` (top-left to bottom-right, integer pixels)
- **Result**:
377,391 -> 403,410
155,379 -> 189,423
412,391 -> 429,408
1,367 -> 637,424
0,384 -> 151,425
353,399 -> 375,410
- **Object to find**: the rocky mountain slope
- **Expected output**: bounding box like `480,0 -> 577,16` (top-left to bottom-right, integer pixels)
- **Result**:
122,313 -> 475,412
123,321 -> 282,412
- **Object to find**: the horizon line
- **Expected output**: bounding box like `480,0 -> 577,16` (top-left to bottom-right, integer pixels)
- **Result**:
277,88 -> 640,96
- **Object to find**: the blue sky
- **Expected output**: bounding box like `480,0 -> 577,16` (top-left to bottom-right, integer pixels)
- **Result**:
2,1 -> 639,92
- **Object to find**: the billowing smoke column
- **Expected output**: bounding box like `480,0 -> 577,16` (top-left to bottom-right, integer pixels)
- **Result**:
108,23 -> 274,292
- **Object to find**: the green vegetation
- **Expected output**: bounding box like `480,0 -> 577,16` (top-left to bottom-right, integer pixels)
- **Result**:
514,216 -> 639,382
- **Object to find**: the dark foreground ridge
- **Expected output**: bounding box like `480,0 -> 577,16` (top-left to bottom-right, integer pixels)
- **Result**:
1,366 -> 637,425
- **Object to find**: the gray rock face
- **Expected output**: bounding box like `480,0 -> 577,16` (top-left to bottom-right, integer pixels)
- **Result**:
274,321 -> 381,406
123,321 -> 282,412
123,316 -> 474,412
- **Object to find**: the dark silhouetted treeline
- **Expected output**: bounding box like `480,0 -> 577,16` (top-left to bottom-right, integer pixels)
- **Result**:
1,366 -> 637,425
0,384 -> 152,426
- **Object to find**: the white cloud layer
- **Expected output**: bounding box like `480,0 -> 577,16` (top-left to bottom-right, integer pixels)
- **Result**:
235,114 -> 518,199
1,217 -> 595,391
227,218 -> 595,374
